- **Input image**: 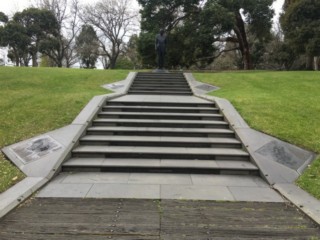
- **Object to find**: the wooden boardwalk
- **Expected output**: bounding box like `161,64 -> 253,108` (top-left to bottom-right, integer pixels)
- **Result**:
0,198 -> 319,239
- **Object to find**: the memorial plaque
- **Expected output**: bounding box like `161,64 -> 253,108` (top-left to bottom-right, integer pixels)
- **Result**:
196,84 -> 219,92
11,136 -> 62,164
106,83 -> 124,90
256,140 -> 306,170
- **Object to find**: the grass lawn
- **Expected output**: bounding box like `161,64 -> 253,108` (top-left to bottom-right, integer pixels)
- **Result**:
195,71 -> 320,199
0,67 -> 130,193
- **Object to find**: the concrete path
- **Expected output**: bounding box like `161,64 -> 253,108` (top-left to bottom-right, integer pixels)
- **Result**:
37,172 -> 283,202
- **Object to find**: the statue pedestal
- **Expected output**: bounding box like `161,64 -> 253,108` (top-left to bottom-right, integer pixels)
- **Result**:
153,69 -> 169,73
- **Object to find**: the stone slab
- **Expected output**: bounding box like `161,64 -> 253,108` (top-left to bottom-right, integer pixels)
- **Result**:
62,172 -> 130,184
86,184 -> 160,199
236,128 -> 314,184
101,72 -> 137,93
184,73 -> 220,95
161,185 -> 235,201
191,174 -> 268,187
128,173 -> 192,185
228,186 -> 284,202
0,177 -> 47,218
274,183 -> 320,225
37,183 -> 93,198
111,94 -> 211,104
2,124 -> 85,178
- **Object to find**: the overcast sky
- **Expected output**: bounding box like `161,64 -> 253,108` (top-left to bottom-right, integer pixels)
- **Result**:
1,0 -> 284,20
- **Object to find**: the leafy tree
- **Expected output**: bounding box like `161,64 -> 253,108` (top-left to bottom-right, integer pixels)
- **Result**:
138,0 -> 274,70
281,0 -> 320,70
123,34 -> 141,69
0,21 -> 30,66
13,8 -> 58,67
0,12 -> 8,23
75,25 -> 99,68
82,0 -> 138,69
37,0 -> 81,67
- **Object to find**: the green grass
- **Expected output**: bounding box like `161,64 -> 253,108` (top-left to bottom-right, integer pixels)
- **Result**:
0,67 -> 130,193
195,71 -> 320,199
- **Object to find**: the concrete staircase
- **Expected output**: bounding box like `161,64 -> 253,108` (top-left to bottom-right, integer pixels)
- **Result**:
128,72 -> 193,95
62,73 -> 259,176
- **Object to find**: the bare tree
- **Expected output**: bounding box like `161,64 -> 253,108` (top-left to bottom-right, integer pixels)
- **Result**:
36,0 -> 81,67
82,0 -> 138,69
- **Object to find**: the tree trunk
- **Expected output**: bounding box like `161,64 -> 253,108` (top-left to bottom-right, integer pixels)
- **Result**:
234,12 -> 252,70
109,59 -> 116,69
314,56 -> 319,71
306,55 -> 313,70
32,53 -> 38,67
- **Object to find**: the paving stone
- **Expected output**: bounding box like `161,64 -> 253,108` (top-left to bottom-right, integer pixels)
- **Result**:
191,174 -> 268,187
61,172 -> 130,184
161,159 -> 218,168
215,160 -> 258,170
111,95 -> 211,103
161,185 -> 235,201
103,159 -> 161,167
228,186 -> 284,202
86,184 -> 160,199
128,173 -> 192,185
37,183 -> 92,198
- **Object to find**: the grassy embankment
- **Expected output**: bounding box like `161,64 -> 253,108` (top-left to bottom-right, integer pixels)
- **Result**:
0,67 -> 129,193
195,71 -> 320,199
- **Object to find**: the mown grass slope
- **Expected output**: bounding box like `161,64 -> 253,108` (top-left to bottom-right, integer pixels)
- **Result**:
0,67 -> 129,193
195,71 -> 320,199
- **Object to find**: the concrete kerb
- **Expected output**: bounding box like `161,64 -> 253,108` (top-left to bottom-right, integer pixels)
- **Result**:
184,73 -> 320,225
0,72 -> 137,219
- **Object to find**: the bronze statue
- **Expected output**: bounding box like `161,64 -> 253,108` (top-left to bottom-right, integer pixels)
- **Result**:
155,29 -> 167,69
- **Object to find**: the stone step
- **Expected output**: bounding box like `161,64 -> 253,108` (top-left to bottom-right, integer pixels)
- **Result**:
102,106 -> 219,114
107,101 -> 215,108
72,146 -> 250,161
86,126 -> 235,138
92,119 -> 229,128
133,79 -> 187,83
80,135 -> 242,148
62,158 -> 259,175
130,85 -> 191,92
135,76 -> 185,80
97,112 -> 224,121
132,83 -> 189,87
128,91 -> 192,95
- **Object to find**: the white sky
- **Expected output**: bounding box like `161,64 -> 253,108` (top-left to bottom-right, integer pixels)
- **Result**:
1,0 -> 284,19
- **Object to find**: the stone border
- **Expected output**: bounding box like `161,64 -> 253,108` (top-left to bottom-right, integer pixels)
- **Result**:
0,72 -> 137,219
185,72 -> 320,225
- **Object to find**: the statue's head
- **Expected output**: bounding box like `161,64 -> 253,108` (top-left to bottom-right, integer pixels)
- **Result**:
160,29 -> 165,35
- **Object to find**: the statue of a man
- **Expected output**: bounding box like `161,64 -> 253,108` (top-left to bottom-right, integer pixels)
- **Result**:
155,29 -> 167,69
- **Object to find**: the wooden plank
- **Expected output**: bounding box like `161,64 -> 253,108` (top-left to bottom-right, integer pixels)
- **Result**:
160,200 -> 320,239
0,198 -> 319,240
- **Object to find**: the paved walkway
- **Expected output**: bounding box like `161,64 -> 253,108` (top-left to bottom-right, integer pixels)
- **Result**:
0,198 -> 319,239
37,172 -> 283,202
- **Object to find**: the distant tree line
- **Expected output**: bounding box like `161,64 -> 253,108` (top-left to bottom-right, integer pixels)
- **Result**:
0,0 -> 138,69
137,0 -> 320,71
0,0 -> 319,70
